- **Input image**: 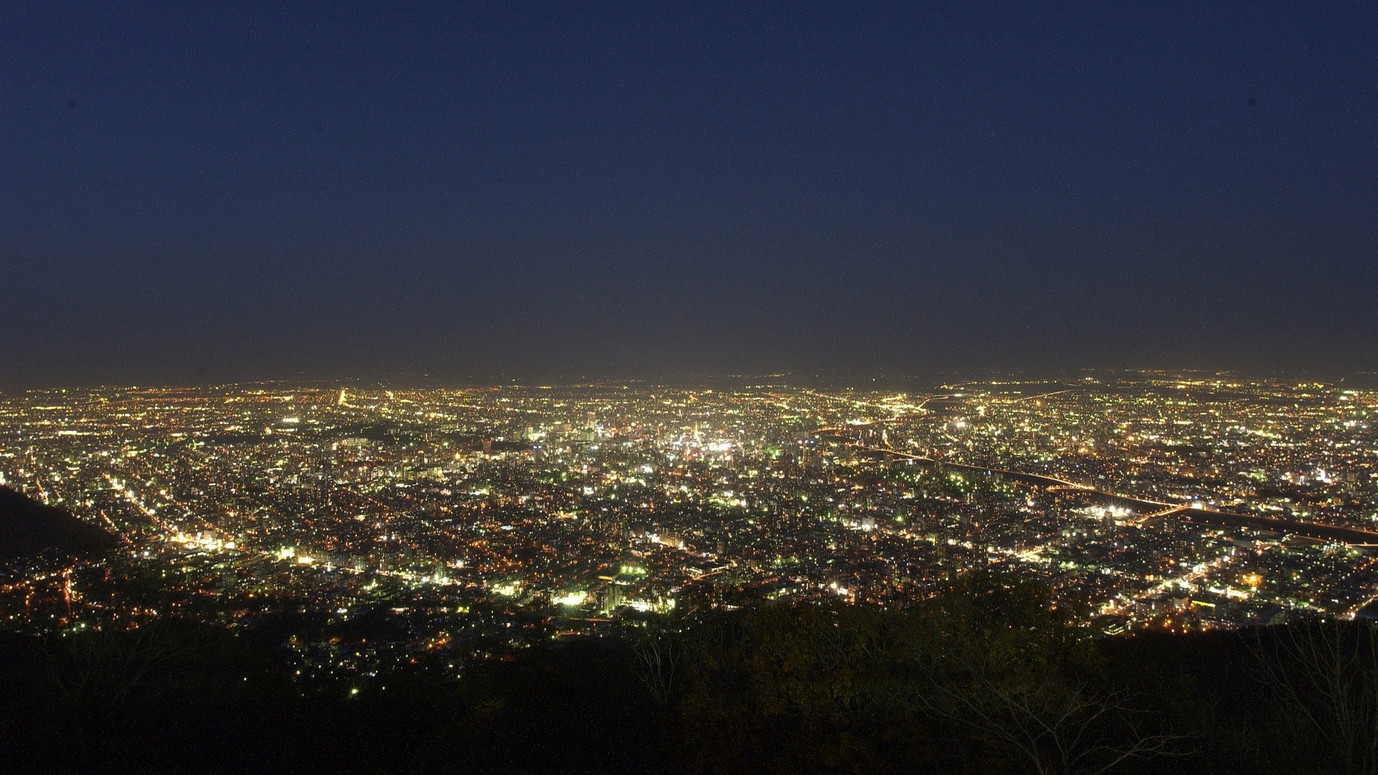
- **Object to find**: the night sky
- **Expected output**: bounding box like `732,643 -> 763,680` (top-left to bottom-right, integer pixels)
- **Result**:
4,2 -> 1377,388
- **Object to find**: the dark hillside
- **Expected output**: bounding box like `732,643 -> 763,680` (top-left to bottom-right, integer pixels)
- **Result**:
0,486 -> 118,558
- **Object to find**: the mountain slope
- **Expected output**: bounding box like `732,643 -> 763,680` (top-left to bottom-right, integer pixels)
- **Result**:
0,486 -> 117,558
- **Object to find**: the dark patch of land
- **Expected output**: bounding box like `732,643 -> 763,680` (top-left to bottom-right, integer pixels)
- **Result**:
0,486 -> 118,558
2,574 -> 1371,774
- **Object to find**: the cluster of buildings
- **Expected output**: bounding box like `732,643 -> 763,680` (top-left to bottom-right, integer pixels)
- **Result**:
1,372 -> 1375,681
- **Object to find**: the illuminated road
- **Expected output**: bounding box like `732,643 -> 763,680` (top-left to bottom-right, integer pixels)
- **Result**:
852,445 -> 1378,547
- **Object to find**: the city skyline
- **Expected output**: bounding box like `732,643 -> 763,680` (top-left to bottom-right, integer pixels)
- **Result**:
2,373 -> 1377,770
6,371 -> 1378,636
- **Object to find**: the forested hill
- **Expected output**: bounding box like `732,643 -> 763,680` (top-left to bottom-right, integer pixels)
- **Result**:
0,486 -> 117,558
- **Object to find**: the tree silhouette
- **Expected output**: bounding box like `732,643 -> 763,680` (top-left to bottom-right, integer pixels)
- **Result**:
1251,622 -> 1378,775
631,627 -> 685,706
906,572 -> 1194,775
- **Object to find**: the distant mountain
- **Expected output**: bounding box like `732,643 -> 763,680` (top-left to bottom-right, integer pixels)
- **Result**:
0,486 -> 117,558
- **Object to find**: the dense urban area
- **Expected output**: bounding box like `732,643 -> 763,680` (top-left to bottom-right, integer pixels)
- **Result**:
3,371 -> 1377,682
8,370 -> 1378,773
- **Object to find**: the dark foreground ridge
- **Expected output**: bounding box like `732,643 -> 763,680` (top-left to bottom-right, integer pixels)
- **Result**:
0,486 -> 118,558
3,574 -> 1377,775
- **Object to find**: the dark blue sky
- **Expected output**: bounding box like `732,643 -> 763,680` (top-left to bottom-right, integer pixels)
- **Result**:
3,2 -> 1376,387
